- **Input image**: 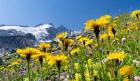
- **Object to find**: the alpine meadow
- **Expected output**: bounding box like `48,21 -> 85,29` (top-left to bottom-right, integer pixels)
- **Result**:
0,10 -> 140,81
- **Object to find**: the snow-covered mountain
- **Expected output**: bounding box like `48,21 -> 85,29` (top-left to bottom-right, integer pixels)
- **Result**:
0,23 -> 69,51
0,24 -> 52,40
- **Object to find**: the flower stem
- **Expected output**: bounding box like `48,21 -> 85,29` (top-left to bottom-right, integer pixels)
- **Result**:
39,57 -> 44,81
40,64 -> 44,81
27,60 -> 31,81
57,61 -> 61,81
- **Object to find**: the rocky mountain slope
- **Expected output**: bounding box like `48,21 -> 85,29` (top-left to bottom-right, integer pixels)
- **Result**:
0,24 -> 69,51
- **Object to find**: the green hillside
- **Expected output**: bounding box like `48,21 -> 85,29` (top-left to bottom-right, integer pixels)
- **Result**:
0,10 -> 140,81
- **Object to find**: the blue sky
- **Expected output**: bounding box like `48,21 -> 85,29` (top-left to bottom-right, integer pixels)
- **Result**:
0,0 -> 140,30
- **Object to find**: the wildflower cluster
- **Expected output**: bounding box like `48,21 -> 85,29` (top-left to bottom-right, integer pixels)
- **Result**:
0,10 -> 140,81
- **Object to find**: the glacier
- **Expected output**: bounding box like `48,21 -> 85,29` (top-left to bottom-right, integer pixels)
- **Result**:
0,24 -> 52,41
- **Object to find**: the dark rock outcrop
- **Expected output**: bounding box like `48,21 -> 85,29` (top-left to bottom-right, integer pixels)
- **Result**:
0,35 -> 36,51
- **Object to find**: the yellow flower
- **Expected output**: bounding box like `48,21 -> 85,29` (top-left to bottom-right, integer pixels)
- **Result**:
35,53 -> 50,65
119,65 -> 133,76
85,39 -> 94,46
16,47 -> 41,59
11,62 -> 19,66
55,54 -> 68,63
38,42 -> 51,52
84,15 -> 111,40
56,32 -> 68,41
46,55 -> 56,66
70,47 -> 80,56
84,19 -> 96,31
100,34 -> 108,40
84,15 -> 111,32
87,59 -> 93,68
123,77 -> 129,81
84,64 -> 90,81
76,35 -> 83,40
47,54 -> 68,66
37,52 -> 49,58
131,10 -> 140,19
100,33 -> 114,40
78,37 -> 90,46
63,38 -> 74,46
107,26 -> 116,36
11,59 -> 22,66
61,38 -> 74,50
34,52 -> 50,60
74,73 -> 81,81
107,51 -> 126,61
127,22 -> 138,31
74,63 -> 80,72
95,15 -> 111,26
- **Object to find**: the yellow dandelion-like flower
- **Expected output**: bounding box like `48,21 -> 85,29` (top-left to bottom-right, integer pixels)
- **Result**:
70,47 -> 80,56
63,38 -> 74,46
38,42 -> 51,52
84,15 -> 111,40
127,22 -> 138,31
55,54 -> 68,64
84,15 -> 111,32
119,65 -> 133,76
46,55 -> 56,66
34,52 -> 50,64
100,34 -> 108,40
106,33 -> 114,39
95,15 -> 111,26
38,42 -> 51,48
85,39 -> 94,46
34,53 -> 48,65
100,33 -> 114,41
76,35 -> 83,40
107,51 -> 126,61
62,38 -> 74,50
47,54 -> 68,66
131,10 -> 140,19
47,54 -> 68,77
16,47 -> 41,58
57,40 -> 63,48
84,19 -> 96,31
107,26 -> 116,36
56,32 -> 68,41
37,52 -> 49,58
78,37 -> 90,46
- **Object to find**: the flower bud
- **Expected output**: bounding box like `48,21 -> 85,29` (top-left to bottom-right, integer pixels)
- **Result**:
121,38 -> 126,46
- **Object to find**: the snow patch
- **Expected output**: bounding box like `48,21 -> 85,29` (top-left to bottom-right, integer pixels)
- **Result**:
0,24 -> 52,40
